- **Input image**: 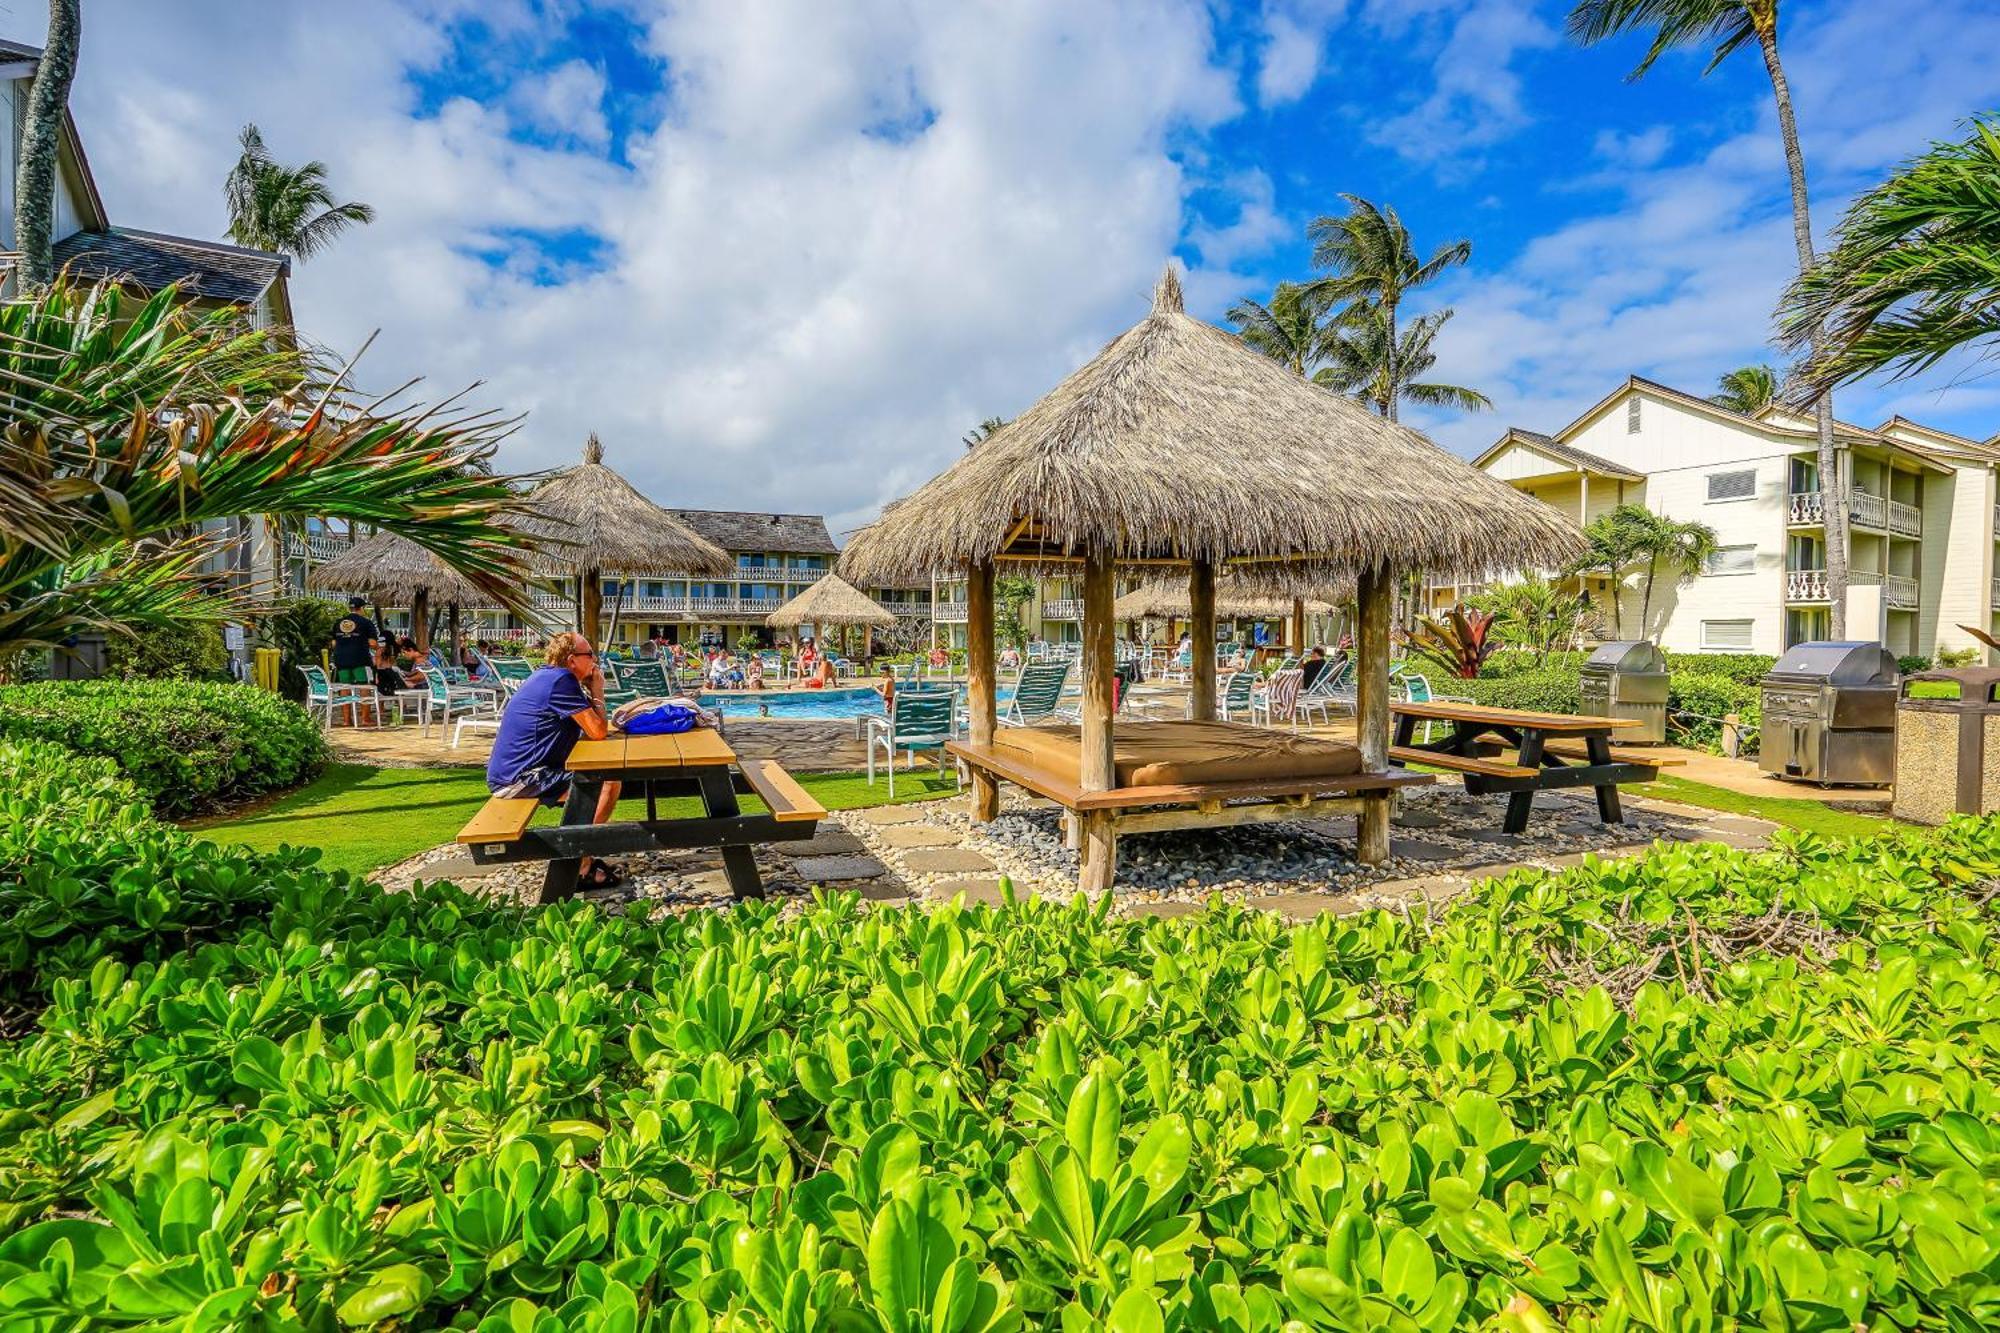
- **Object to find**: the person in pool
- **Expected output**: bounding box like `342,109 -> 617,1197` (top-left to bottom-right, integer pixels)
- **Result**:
874,663 -> 896,710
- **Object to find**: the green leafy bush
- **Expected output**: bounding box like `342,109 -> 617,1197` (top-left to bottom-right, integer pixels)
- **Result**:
1463,667 -> 1580,714
0,680 -> 325,815
1663,651 -> 1777,685
258,597 -> 349,702
1670,672 -> 1762,751
1899,655 -> 1935,675
4,746 -> 1994,1329
104,624 -> 231,680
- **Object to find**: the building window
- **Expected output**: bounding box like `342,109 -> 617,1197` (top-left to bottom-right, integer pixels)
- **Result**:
1626,398 -> 1641,433
1700,619 -> 1754,652
1706,469 -> 1756,502
1703,544 -> 1756,576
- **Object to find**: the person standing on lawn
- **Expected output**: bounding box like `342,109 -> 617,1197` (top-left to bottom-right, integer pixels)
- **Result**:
486,631 -> 624,889
329,597 -> 378,687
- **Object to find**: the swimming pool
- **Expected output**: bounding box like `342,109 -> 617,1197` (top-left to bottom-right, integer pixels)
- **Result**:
695,684 -> 1013,721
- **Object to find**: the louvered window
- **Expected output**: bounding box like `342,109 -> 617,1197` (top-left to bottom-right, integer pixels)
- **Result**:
1707,469 -> 1756,502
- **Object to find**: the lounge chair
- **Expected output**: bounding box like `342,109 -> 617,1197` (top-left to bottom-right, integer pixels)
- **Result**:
866,688 -> 960,797
425,668 -> 500,743
1002,660 -> 1073,726
1398,672 -> 1473,743
299,665 -> 368,731
615,658 -> 674,697
1211,669 -> 1257,722
1251,667 -> 1305,729
1296,657 -> 1353,726
1160,646 -> 1194,684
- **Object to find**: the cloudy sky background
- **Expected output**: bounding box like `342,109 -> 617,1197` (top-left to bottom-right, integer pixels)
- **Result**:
17,0 -> 2000,535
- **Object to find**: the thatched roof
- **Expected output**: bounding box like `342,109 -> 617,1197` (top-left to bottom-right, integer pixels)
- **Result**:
767,574 -> 897,629
1113,575 -> 1346,622
306,531 -> 490,605
514,435 -> 732,577
840,268 -> 1582,584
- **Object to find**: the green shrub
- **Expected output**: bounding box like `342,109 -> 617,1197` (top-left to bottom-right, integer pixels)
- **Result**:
1899,654 -> 1935,675
1668,671 -> 1762,752
1476,648 -> 1583,678
258,597 -> 348,702
1463,666 -> 1580,713
0,680 -> 325,815
1663,650 -> 1777,685
0,755 -> 1996,1328
104,624 -> 231,680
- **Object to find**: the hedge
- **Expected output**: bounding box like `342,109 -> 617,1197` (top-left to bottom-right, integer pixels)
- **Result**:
1465,652 -> 1773,753
1,738 -> 1995,1329
0,679 -> 325,816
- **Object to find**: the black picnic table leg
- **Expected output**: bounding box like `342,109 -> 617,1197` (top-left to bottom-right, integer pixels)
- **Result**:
697,766 -> 766,901
1392,710 -> 1418,748
1585,732 -> 1624,824
1502,730 -> 1546,835
537,780 -> 596,905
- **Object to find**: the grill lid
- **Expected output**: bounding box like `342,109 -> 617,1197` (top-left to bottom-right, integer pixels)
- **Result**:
1763,640 -> 1900,688
1584,640 -> 1667,672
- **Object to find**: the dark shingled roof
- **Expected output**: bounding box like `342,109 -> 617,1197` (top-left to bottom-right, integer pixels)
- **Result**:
53,227 -> 288,306
668,509 -> 839,556
1505,429 -> 1644,482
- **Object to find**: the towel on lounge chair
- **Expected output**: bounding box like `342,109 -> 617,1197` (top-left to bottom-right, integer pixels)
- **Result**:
611,695 -> 721,732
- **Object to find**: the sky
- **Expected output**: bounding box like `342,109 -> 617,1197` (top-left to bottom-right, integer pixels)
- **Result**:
17,0 -> 2000,537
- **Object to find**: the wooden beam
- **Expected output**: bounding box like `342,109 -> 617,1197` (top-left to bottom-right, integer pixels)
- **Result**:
1112,794 -> 1369,835
411,589 -> 430,652
1356,563 -> 1392,864
1291,595 -> 1305,654
580,567 -> 602,649
1079,553 -> 1118,894
966,561 -> 1000,821
1189,560 -> 1217,721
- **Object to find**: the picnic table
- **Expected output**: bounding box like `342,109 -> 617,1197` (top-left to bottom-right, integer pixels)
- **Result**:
456,727 -> 826,904
1389,700 -> 1680,834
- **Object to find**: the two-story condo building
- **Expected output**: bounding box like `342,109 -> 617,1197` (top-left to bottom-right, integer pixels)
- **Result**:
1438,377 -> 1999,660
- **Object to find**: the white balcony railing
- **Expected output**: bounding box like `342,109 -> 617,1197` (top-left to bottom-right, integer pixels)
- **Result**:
1786,568 -> 1829,602
285,532 -> 354,562
1992,575 -> 2000,607
1883,573 -> 1918,609
1788,489 -> 1922,537
1041,599 -> 1084,620
934,601 -> 969,622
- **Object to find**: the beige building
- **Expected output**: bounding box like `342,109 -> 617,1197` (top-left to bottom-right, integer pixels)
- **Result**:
1440,377 -> 1999,660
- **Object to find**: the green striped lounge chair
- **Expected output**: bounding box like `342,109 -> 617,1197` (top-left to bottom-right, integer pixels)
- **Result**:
1001,660 -> 1073,727
1214,669 -> 1257,722
866,688 -> 959,797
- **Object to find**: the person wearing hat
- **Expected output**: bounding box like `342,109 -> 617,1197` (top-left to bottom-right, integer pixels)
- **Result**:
329,597 -> 379,687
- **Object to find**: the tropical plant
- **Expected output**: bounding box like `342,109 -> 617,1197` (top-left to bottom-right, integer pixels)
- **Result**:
1226,281 -> 1337,377
1567,504 -> 1647,637
962,416 -> 1007,449
1473,577 -> 1591,659
1709,363 -> 1779,414
0,278 -> 535,671
1305,195 -> 1474,423
1406,605 -> 1504,679
224,123 -> 376,260
13,0 -> 80,289
1568,0 -> 1849,635
258,597 -> 348,701
104,622 -> 230,681
995,575 -> 1036,650
1781,118 -> 2000,393
1315,304 -> 1492,416
1620,506 -> 1721,637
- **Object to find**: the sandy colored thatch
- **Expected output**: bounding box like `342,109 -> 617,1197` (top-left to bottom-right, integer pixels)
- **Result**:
306,531 -> 491,605
767,574 -> 897,629
840,268 -> 1581,584
1113,575 -> 1346,622
514,435 -> 732,576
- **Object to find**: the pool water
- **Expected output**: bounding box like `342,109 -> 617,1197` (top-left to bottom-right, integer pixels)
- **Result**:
695,684 -> 1013,721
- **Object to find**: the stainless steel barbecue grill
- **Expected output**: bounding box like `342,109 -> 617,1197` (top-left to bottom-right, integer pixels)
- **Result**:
1758,641 -> 1898,786
1578,641 -> 1668,742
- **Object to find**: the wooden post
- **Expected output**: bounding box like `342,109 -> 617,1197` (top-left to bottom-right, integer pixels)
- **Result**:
1356,564 -> 1392,864
966,561 -> 999,821
1079,553 -> 1118,895
1189,560 -> 1217,721
862,623 -> 873,662
1291,595 -> 1305,654
579,567 -> 602,648
410,590 -> 431,652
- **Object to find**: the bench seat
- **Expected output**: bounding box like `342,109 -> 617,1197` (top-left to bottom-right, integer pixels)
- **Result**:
738,759 -> 826,823
1389,745 -> 1537,780
1541,738 -> 1682,766
457,796 -> 540,846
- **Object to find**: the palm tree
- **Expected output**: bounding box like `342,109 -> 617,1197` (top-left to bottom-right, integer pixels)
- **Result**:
962,417 -> 1006,449
224,124 -> 376,260
1780,119 -> 2000,393
1710,364 -> 1779,414
1567,0 -> 1848,635
1620,507 -> 1720,637
1305,195 -> 1473,423
1568,505 -> 1647,638
1315,304 -> 1492,417
1,277 -> 534,669
14,1 -> 82,289
1226,282 -> 1336,377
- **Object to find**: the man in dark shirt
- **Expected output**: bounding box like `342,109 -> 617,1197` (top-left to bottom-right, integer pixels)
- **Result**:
1299,646 -> 1330,692
487,632 -> 623,888
330,598 -> 378,685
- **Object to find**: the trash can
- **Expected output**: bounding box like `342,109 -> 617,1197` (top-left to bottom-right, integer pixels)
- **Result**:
1578,641 -> 1669,742
1893,667 -> 2000,824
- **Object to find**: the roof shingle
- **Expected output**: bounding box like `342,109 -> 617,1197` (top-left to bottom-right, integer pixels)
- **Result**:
52,227 -> 287,306
667,509 -> 839,556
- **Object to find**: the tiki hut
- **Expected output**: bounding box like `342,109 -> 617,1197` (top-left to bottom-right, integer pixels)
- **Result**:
1114,574 -> 1349,649
512,434 -> 731,648
308,531 -> 491,652
840,266 -> 1581,890
767,574 -> 896,659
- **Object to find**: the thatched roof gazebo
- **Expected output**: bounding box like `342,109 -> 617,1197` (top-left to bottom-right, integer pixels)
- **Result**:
1113,575 -> 1346,624
841,267 -> 1581,890
308,531 -> 492,652
513,434 -> 732,648
768,573 -> 898,659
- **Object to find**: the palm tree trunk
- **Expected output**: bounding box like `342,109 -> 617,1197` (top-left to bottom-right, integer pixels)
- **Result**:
15,1 -> 82,290
1758,25 -> 1845,638
1641,555 -> 1658,639
1382,295 -> 1400,423
1606,569 -> 1622,638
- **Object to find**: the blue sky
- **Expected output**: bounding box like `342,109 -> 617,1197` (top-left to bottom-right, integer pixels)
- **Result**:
24,0 -> 2000,532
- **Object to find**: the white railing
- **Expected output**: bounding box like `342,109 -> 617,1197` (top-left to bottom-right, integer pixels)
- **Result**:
1041,599 -> 1084,620
1786,568 -> 1829,602
1883,573 -> 1918,609
285,532 -> 353,562
1787,491 -> 1824,525
1992,504 -> 2000,541
1787,490 -> 1921,537
934,601 -> 969,622
1992,575 -> 2000,606
1886,498 -> 1921,539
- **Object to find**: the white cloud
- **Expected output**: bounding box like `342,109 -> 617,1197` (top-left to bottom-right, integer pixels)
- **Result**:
1253,0 -> 1346,107
1185,169 -> 1288,269
1364,0 -> 1556,163
512,59 -> 610,148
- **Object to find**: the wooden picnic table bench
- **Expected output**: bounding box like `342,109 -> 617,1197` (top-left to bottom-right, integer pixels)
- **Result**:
1390,700 -> 1664,835
456,726 -> 825,904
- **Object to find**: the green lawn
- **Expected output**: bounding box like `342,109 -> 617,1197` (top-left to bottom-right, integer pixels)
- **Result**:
185,762 -> 960,876
1634,773 -> 1894,840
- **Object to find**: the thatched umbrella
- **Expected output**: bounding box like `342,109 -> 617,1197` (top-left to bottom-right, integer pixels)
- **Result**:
308,530 -> 490,653
1114,575 -> 1345,623
768,573 -> 897,660
841,267 -> 1581,887
513,434 -> 731,648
